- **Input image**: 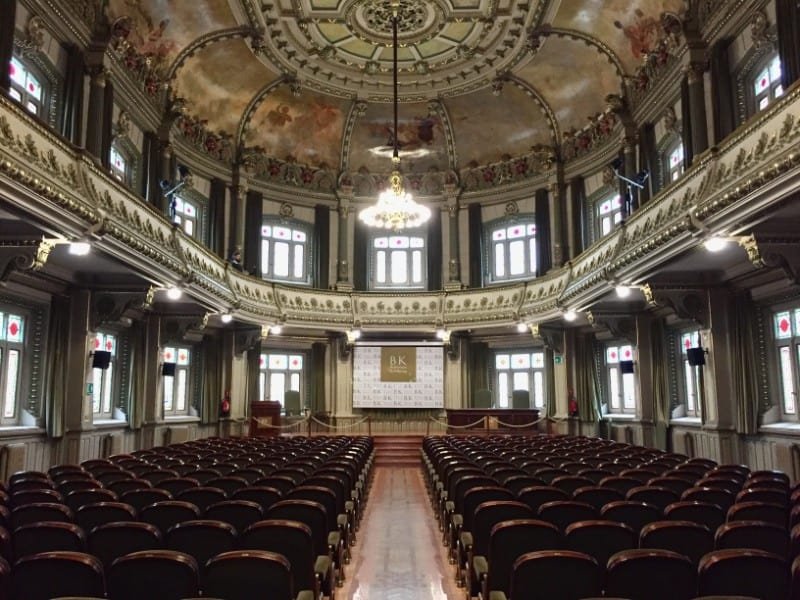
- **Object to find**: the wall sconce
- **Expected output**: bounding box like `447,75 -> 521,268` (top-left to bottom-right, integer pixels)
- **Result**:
346,328 -> 361,344
436,328 -> 451,343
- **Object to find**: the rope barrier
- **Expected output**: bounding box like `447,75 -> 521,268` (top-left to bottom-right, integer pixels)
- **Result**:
252,415 -> 310,430
489,416 -> 542,429
310,415 -> 371,430
427,415 -> 489,430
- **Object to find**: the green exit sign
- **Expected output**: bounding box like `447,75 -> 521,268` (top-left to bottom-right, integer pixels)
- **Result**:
554,355 -> 563,365
86,383 -> 93,395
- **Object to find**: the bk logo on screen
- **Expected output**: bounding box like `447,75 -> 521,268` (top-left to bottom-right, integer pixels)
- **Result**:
381,347 -> 416,382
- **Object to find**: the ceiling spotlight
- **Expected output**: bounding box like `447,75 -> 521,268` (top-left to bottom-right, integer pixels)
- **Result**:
563,310 -> 577,322
703,236 -> 728,252
516,322 -> 528,333
220,313 -> 233,324
615,285 -> 632,299
436,328 -> 447,339
166,286 -> 182,300
68,242 -> 90,256
270,325 -> 282,335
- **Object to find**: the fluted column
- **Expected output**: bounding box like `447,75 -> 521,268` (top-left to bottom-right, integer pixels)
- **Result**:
685,61 -> 709,161
336,186 -> 354,291
444,184 -> 462,290
548,182 -> 564,269
85,66 -> 107,160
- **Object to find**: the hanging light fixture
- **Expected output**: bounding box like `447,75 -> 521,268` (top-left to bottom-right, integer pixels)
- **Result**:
358,8 -> 431,231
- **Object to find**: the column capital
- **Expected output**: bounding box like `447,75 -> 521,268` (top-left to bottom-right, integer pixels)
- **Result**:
683,61 -> 708,84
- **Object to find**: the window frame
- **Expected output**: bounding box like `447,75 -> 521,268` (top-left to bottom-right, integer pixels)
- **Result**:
734,34 -> 782,124
90,332 -> 118,421
162,345 -> 193,417
772,307 -> 800,421
663,138 -> 685,186
367,228 -> 428,291
108,137 -> 141,191
261,217 -> 314,286
586,185 -> 622,245
258,351 -> 306,413
677,330 -> 703,419
172,187 -> 208,244
0,311 -> 26,426
8,47 -> 60,128
491,349 -> 548,410
602,342 -> 637,415
484,215 -> 538,284
751,54 -> 784,114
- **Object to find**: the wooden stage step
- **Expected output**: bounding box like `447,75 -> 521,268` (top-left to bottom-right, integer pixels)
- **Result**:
372,435 -> 423,467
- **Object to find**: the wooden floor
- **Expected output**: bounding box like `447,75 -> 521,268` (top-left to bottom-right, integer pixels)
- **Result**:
338,467 -> 461,600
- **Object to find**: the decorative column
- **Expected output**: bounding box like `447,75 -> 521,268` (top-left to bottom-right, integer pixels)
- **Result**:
685,61 -> 709,162
444,183 -> 462,290
85,66 -> 107,161
336,185 -> 354,291
548,181 -> 564,269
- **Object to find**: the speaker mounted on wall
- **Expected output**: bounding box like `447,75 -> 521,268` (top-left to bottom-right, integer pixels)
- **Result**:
686,347 -> 706,366
619,360 -> 635,374
91,350 -> 112,369
162,362 -> 177,376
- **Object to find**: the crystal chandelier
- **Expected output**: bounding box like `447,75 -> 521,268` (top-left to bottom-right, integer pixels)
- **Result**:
358,9 -> 431,231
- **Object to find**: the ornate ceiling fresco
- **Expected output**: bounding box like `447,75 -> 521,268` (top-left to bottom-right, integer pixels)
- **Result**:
105,0 -> 688,189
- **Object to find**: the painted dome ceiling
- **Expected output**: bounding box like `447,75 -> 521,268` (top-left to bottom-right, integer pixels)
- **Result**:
106,0 -> 686,185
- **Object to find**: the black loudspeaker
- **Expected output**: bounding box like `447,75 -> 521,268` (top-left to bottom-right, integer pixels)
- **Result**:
162,362 -> 176,376
92,350 -> 111,369
686,347 -> 706,367
619,360 -> 635,374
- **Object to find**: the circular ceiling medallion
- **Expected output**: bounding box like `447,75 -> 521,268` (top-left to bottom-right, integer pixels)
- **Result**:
348,0 -> 445,46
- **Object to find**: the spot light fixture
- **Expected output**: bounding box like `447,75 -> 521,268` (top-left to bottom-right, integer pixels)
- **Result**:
615,285 -> 632,299
270,325 -> 283,335
166,286 -> 182,300
68,241 -> 91,256
516,322 -> 528,333
220,313 -> 233,324
703,236 -> 729,252
563,310 -> 578,322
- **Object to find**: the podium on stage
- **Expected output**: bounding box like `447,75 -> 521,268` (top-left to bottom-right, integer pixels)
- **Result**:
249,401 -> 282,437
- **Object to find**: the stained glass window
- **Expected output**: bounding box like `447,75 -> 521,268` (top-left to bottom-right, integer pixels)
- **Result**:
262,219 -> 312,284
371,233 -> 426,289
605,343 -> 637,414
775,308 -> 800,417
259,352 -> 305,410
494,350 -> 547,409
753,56 -> 783,113
488,217 -> 537,283
9,57 -> 43,116
92,332 -> 117,419
0,312 -> 25,423
163,346 -> 191,416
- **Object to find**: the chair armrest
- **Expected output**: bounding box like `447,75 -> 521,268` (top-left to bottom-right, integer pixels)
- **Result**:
451,513 -> 463,529
296,591 -> 316,600
488,593 -> 508,600
459,531 -> 473,552
315,555 -> 332,583
473,555 -> 489,581
328,530 -> 342,550
345,500 -> 354,513
445,500 -> 455,513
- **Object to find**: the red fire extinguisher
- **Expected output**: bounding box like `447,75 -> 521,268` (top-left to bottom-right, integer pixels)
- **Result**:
220,391 -> 231,417
568,387 -> 578,417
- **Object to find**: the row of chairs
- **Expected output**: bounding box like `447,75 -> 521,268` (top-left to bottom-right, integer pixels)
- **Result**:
423,433 -> 799,600
0,435 -> 375,600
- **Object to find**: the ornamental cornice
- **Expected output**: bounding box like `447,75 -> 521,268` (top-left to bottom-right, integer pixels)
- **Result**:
1,82 -> 799,332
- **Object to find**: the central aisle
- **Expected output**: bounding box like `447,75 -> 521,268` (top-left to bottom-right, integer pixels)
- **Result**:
339,467 -> 461,600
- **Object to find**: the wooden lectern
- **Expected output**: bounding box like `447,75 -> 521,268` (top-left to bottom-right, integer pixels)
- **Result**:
249,401 -> 282,437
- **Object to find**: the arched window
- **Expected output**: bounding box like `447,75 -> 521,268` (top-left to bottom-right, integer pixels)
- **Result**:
485,217 -> 537,283
368,230 -> 427,290
261,218 -> 313,285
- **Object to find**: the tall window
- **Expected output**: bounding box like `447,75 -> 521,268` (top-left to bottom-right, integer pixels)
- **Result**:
259,352 -> 304,409
753,55 -> 783,112
487,218 -> 537,283
92,332 -> 116,420
370,231 -> 427,289
163,346 -> 191,416
667,143 -> 684,183
774,308 -> 800,418
8,57 -> 44,117
261,220 -> 312,285
597,193 -> 623,237
173,196 -> 198,237
679,331 -> 702,418
604,344 -> 636,414
0,312 -> 24,425
494,351 -> 546,409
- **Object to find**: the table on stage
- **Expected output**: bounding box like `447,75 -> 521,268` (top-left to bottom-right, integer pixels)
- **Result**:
445,408 -> 540,433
